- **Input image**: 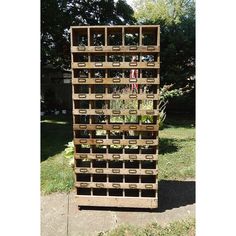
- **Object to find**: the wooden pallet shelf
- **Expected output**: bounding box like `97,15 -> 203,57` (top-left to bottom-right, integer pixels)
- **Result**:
70,25 -> 160,209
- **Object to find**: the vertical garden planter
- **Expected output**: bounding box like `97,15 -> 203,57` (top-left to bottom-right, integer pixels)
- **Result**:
70,25 -> 160,208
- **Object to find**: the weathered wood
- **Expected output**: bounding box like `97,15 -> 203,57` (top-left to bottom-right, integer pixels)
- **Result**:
73,109 -> 159,116
75,182 -> 157,190
73,93 -> 159,100
74,153 -> 158,161
71,25 -> 160,208
75,167 -> 157,175
75,196 -> 158,208
72,77 -> 160,85
72,61 -> 160,69
74,138 -> 158,146
73,124 -> 158,131
71,45 -> 160,53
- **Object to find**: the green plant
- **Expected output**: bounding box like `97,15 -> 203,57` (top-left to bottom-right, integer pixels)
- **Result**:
64,141 -> 74,159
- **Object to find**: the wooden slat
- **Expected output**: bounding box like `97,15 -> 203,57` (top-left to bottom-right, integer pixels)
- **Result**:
75,167 -> 157,175
74,138 -> 158,146
72,62 -> 160,69
71,45 -> 160,53
75,182 -> 157,190
72,77 -> 160,85
73,124 -> 158,131
73,109 -> 158,116
74,153 -> 158,161
75,195 -> 158,208
73,93 -> 159,100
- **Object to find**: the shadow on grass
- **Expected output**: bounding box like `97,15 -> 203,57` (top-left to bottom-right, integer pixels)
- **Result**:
78,180 -> 195,213
164,114 -> 195,129
157,180 -> 195,212
41,115 -> 73,162
159,138 -> 179,154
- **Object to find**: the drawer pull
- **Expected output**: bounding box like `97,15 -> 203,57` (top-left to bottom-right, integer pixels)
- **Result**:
129,94 -> 137,99
95,62 -> 103,67
112,110 -> 121,114
112,125 -> 120,129
96,154 -> 104,159
112,184 -> 121,188
129,110 -> 137,115
95,94 -> 103,98
96,183 -> 104,188
147,62 -> 155,66
129,155 -> 137,160
96,140 -> 104,144
112,169 -> 120,174
145,155 -> 154,160
129,78 -> 137,83
112,94 -> 120,99
145,170 -> 154,175
78,62 -> 86,67
95,78 -> 103,83
146,126 -> 154,130
80,183 -> 89,187
112,62 -> 120,67
147,78 -> 155,83
95,110 -> 104,115
129,184 -> 137,189
77,46 -> 85,51
78,78 -> 86,83
146,140 -> 154,144
129,45 -> 137,50
79,110 -> 87,114
79,154 -> 88,159
112,140 -> 120,144
129,140 -> 137,144
147,46 -> 155,50
80,140 -> 87,144
80,168 -> 88,173
95,169 -> 103,174
129,169 -> 137,174
95,46 -> 103,51
78,94 -> 86,98
96,125 -> 103,129
113,78 -> 121,83
112,155 -> 120,159
145,184 -> 153,189
146,110 -> 154,115
112,46 -> 120,51
129,62 -> 137,66
129,125 -> 137,130
79,125 -> 87,129
146,94 -> 154,99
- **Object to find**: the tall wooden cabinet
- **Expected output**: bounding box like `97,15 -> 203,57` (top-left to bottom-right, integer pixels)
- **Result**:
70,25 -> 160,208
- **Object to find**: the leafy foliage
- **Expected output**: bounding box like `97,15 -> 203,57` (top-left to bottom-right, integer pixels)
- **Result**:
41,0 -> 136,69
134,0 -> 195,92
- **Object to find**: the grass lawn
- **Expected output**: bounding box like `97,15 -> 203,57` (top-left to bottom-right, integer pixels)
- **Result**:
41,114 -> 195,194
98,218 -> 195,236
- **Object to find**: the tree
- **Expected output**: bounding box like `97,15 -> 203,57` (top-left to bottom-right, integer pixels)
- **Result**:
41,0 -> 136,69
134,0 -> 195,87
134,0 -> 195,114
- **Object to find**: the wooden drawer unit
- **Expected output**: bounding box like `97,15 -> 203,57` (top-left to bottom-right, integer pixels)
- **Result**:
70,25 -> 160,208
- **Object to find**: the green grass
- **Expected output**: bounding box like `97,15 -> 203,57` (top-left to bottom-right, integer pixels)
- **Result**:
41,114 -> 74,194
98,218 -> 195,236
41,114 -> 195,194
158,116 -> 195,180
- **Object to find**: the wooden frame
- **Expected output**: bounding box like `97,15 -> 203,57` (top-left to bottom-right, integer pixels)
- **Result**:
70,25 -> 160,208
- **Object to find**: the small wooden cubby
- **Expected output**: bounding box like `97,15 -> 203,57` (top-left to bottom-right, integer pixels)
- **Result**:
70,25 -> 160,208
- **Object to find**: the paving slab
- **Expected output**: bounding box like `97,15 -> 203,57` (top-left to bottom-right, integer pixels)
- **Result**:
41,180 -> 195,236
68,192 -> 117,236
41,192 -> 68,236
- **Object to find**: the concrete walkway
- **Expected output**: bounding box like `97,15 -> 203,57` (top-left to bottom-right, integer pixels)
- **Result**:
41,180 -> 195,236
